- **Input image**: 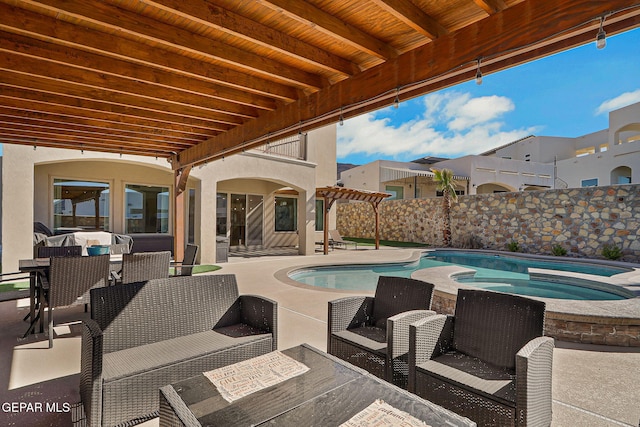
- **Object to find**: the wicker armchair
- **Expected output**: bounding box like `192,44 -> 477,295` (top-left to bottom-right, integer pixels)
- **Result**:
119,250 -> 171,284
408,289 -> 554,427
328,276 -> 435,387
44,254 -> 110,348
81,274 -> 277,427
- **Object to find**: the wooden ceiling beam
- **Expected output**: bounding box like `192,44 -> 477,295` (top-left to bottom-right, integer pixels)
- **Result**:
256,0 -> 397,60
0,85 -> 232,132
0,71 -> 246,126
371,0 -> 448,39
0,50 -> 260,120
0,30 -> 277,111
0,98 -> 217,137
0,123 -> 195,151
0,135 -> 177,157
174,0 -> 639,169
20,0 -> 323,90
472,0 -> 508,14
0,107 -> 207,142
141,0 -> 359,77
0,2 -> 299,102
0,116 -> 199,147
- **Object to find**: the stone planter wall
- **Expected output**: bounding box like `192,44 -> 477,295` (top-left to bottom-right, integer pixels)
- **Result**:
336,184 -> 640,262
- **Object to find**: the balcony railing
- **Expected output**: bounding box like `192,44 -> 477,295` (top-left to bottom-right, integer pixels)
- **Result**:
250,134 -> 307,160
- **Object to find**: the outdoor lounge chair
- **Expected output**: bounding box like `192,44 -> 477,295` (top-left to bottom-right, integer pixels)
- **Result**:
329,229 -> 358,250
408,289 -> 554,427
328,276 -> 435,387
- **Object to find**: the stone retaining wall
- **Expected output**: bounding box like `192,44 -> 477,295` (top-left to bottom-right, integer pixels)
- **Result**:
337,184 -> 640,262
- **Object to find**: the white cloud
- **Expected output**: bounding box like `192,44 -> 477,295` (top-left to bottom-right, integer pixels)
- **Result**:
595,89 -> 640,115
337,91 -> 534,161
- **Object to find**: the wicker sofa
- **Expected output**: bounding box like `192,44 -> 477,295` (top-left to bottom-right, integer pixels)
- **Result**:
408,289 -> 554,427
80,274 -> 278,427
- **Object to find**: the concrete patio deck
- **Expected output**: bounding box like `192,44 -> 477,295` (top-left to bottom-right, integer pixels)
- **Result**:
1,246 -> 638,426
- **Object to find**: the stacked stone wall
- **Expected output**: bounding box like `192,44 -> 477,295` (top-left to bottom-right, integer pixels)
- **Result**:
336,184 -> 640,262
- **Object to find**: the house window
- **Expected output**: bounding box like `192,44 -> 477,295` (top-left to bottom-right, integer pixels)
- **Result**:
125,184 -> 170,233
315,199 -> 324,231
581,178 -> 598,187
275,197 -> 297,232
385,185 -> 404,200
53,179 -> 110,232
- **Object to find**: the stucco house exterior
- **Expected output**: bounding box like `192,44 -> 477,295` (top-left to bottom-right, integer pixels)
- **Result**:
0,125 -> 337,272
340,101 -> 640,199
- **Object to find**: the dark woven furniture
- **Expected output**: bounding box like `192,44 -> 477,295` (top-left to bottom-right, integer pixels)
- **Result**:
328,276 -> 435,387
408,289 -> 554,427
120,251 -> 171,284
170,244 -> 199,277
80,274 -> 278,427
37,245 -> 83,258
45,255 -> 110,348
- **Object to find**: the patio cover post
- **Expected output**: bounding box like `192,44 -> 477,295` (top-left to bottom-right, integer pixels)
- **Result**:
372,201 -> 381,250
173,166 -> 191,262
322,197 -> 336,255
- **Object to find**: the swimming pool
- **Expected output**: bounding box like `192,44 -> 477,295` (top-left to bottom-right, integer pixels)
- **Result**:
289,250 -> 634,300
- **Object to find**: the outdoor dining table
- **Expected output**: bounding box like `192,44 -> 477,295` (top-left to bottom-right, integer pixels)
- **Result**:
159,343 -> 476,426
18,254 -> 123,337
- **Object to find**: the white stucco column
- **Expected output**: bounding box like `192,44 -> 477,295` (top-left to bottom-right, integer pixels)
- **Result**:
297,189 -> 315,255
199,180 -> 217,265
2,145 -> 35,272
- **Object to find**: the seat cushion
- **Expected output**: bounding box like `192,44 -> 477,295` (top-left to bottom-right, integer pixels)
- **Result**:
332,326 -> 387,354
100,329 -> 273,427
417,351 -> 516,406
103,328 -> 269,381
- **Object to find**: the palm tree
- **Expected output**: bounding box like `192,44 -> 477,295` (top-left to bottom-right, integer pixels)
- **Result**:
431,168 -> 459,247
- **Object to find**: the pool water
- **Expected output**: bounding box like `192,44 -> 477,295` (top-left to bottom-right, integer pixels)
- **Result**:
290,251 -> 631,300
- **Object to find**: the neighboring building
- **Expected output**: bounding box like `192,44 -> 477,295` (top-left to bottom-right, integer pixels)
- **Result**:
341,101 -> 640,199
0,125 -> 337,272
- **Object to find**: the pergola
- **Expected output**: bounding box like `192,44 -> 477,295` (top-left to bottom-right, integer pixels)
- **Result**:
1,0 -> 639,259
316,186 -> 391,255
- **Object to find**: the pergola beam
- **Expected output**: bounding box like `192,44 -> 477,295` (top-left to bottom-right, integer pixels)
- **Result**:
174,0 -> 639,170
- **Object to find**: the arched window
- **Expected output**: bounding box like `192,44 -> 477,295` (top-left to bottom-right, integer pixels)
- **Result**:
611,166 -> 632,185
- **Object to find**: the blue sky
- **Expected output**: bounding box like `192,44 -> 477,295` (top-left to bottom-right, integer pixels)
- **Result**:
337,27 -> 640,165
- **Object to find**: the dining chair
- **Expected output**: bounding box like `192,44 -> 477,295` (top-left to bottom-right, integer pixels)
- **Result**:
44,254 -> 110,348
170,244 -> 199,276
37,245 -> 82,258
120,251 -> 171,284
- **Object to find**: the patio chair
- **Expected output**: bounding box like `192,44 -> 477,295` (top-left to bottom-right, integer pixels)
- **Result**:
329,229 -> 358,250
328,276 -> 435,387
118,251 -> 171,284
170,243 -> 199,276
44,254 -> 110,348
408,289 -> 554,427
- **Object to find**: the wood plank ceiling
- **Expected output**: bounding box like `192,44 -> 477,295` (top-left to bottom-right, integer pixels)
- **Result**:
1,0 -> 639,170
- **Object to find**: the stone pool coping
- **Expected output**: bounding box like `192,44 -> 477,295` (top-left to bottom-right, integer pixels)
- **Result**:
278,249 -> 640,346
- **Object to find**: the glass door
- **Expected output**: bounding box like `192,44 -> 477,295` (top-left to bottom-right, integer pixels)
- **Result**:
230,194 -> 246,246
246,195 -> 263,247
